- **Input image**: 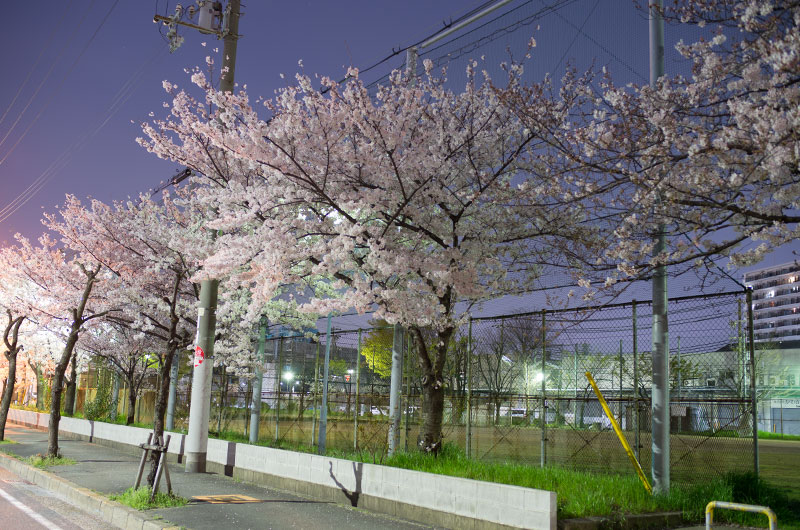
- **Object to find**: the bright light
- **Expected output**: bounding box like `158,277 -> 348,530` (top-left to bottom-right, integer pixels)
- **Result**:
282,371 -> 294,381
533,372 -> 544,383
347,369 -> 354,374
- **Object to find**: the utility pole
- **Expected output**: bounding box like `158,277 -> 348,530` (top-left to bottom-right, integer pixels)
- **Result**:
182,0 -> 241,474
649,0 -> 669,494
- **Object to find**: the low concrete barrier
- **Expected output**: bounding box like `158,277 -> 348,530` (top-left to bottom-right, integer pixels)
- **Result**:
8,408 -> 556,529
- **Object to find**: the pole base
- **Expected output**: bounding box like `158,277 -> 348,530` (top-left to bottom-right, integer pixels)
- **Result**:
184,452 -> 207,473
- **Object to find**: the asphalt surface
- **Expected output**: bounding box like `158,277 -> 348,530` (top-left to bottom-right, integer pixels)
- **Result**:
0,462 -> 115,530
1,424 -> 434,530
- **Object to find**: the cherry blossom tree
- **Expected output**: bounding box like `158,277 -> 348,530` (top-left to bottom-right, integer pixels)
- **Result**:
78,323 -> 159,425
49,194 -> 202,482
140,58 -> 601,452
504,0 -> 799,281
2,233 -> 112,457
0,246 -> 37,440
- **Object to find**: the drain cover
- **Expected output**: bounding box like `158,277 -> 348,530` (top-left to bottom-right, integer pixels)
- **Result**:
192,494 -> 261,504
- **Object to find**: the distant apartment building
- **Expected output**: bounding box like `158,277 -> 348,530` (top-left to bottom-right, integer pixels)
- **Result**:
744,260 -> 800,342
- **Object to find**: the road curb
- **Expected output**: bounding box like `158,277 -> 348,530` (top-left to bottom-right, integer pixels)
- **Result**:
0,450 -> 177,530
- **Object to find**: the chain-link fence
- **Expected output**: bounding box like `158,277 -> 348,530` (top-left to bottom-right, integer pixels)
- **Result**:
69,289 -> 774,484
464,291 -> 757,483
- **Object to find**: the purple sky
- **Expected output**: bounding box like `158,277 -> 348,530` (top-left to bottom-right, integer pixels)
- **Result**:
0,0 -> 795,307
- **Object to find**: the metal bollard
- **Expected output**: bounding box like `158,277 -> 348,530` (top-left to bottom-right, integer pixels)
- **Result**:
705,500 -> 777,530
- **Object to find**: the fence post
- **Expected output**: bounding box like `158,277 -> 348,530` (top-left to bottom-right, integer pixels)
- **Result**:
312,339 -> 320,446
275,337 -> 283,442
677,336 -> 682,403
249,318 -> 267,444
404,335 -> 412,451
541,309 -> 547,468
354,329 -> 361,451
619,339 -> 623,422
466,317 -> 473,458
747,288 -> 759,477
388,325 -> 405,456
318,315 -> 333,454
633,300 -> 639,460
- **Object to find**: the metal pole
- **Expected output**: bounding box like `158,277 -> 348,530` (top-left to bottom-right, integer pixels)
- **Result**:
466,317 -> 473,458
354,329 -> 361,451
275,337 -> 283,442
619,339 -> 624,423
249,319 -> 267,444
747,288 -> 759,477
318,315 -> 333,454
633,300 -> 640,460
404,336 -> 411,451
677,336 -> 681,402
738,299 -> 744,398
419,0 -> 513,48
407,46 -> 417,82
312,339 -> 320,446
574,345 -> 579,427
541,310 -> 547,468
649,0 -> 669,494
388,325 -> 405,456
185,0 -> 239,473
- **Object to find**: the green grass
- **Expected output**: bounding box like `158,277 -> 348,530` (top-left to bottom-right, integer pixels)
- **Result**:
110,487 -> 188,510
0,439 -> 18,445
25,454 -> 76,468
759,430 -> 800,441
325,443 -> 800,527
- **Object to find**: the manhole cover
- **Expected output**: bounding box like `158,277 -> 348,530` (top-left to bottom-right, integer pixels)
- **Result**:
192,494 -> 262,504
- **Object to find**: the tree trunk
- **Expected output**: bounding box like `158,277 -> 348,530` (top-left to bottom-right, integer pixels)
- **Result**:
48,333 -> 80,458
126,381 -> 137,425
64,356 -> 77,416
419,375 -> 445,453
0,353 -> 18,441
414,325 -> 454,454
146,349 -> 176,486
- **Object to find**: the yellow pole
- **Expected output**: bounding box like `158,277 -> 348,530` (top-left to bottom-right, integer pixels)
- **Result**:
585,371 -> 653,494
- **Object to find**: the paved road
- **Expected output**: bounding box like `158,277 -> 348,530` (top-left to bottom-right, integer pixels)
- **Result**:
0,464 -> 115,530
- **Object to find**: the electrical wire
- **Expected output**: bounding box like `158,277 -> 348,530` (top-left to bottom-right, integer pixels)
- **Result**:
0,0 -> 122,221
0,1 -> 74,130
0,40 -> 166,224
0,0 -> 95,157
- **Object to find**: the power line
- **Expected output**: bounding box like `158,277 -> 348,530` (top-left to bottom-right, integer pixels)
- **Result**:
0,40 -> 165,224
0,1 -> 74,130
0,0 -> 95,157
0,0 -> 123,222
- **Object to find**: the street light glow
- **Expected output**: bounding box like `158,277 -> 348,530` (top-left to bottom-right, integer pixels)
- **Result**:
282,371 -> 294,381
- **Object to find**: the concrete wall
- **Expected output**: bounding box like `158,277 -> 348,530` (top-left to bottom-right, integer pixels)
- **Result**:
7,408 -> 556,530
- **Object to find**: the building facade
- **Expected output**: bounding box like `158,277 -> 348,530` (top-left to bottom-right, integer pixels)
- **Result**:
744,260 -> 800,342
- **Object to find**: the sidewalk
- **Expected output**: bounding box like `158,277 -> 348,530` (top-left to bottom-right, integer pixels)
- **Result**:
0,424 -> 433,530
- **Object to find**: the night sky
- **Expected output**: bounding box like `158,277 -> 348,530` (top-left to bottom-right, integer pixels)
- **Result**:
0,0 -> 795,314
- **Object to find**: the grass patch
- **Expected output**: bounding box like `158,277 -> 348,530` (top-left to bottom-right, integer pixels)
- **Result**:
715,471 -> 800,529
324,443 -> 800,527
0,439 -> 17,444
110,487 -> 187,510
25,454 -> 76,468
759,430 -> 800,441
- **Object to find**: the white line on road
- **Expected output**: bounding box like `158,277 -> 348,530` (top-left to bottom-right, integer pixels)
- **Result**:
0,485 -> 64,530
